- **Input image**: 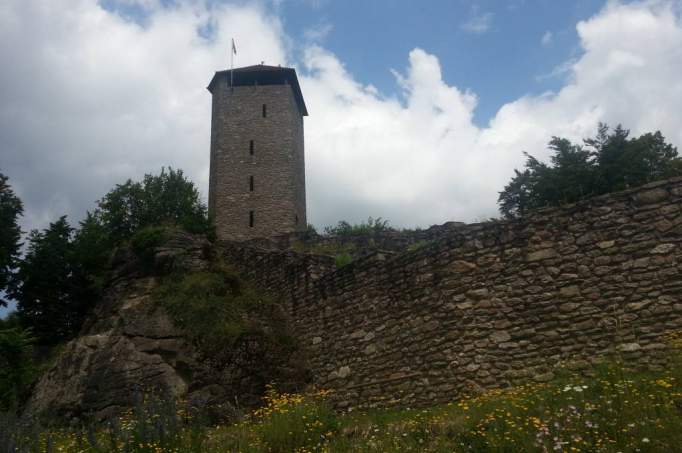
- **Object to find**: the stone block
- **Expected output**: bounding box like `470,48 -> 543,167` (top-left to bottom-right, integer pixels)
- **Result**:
634,188 -> 668,205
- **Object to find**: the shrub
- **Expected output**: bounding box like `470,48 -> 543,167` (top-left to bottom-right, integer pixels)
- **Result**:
323,217 -> 392,237
334,253 -> 353,269
130,225 -> 169,271
0,325 -> 36,411
153,267 -> 282,358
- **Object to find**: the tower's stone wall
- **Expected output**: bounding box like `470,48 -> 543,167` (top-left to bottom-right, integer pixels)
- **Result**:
209,79 -> 306,241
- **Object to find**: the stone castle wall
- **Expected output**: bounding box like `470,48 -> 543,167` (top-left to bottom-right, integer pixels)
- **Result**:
221,177 -> 682,409
209,82 -> 306,241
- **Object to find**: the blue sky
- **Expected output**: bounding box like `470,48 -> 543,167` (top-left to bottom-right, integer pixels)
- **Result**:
3,0 -> 682,318
274,0 -> 605,125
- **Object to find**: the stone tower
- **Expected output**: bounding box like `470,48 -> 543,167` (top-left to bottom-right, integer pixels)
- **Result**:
207,65 -> 308,241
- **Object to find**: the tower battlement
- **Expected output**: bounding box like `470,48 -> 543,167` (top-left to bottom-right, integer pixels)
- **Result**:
207,65 -> 308,241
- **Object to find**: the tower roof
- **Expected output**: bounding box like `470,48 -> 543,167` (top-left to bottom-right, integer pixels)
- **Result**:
207,65 -> 308,116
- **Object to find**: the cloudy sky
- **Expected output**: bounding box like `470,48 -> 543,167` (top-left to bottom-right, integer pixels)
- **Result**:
2,0 -> 682,235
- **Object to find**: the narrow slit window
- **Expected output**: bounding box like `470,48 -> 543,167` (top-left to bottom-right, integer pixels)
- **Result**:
249,140 -> 254,155
249,175 -> 254,192
262,104 -> 267,118
249,210 -> 254,227
295,214 -> 299,225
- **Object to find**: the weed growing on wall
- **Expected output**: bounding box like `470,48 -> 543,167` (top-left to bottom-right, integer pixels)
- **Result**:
334,253 -> 353,269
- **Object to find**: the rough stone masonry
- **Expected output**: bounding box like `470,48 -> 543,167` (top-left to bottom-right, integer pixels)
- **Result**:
207,65 -> 308,241
221,176 -> 682,410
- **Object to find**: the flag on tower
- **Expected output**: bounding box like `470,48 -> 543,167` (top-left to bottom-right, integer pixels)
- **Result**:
231,38 -> 237,55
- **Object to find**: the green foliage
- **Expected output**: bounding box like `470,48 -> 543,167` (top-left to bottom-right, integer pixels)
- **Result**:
130,226 -> 169,270
334,253 -> 353,269
7,168 -> 211,345
0,324 -> 35,411
213,349 -> 682,452
499,124 -> 682,218
72,211 -> 114,294
1,393 -> 206,453
97,167 -> 210,244
406,239 -> 432,252
0,171 -> 23,307
10,217 -> 95,345
5,348 -> 682,451
153,267 -> 280,357
226,387 -> 339,453
323,217 -> 393,236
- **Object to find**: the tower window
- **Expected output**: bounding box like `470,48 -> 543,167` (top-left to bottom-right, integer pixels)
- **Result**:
249,210 -> 254,227
262,104 -> 267,117
295,214 -> 299,225
249,175 -> 254,192
249,140 -> 254,155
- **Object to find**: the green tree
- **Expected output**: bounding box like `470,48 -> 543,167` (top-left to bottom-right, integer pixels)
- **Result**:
10,217 -> 92,344
499,125 -> 682,218
97,167 -> 210,243
0,171 -> 23,307
0,315 -> 35,410
72,211 -> 114,294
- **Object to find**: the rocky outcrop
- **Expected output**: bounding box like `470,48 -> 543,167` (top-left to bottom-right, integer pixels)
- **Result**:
24,233 -> 308,422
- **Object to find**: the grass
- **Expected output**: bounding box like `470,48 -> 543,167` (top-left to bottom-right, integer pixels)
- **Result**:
152,265 -> 294,359
4,343 -> 682,452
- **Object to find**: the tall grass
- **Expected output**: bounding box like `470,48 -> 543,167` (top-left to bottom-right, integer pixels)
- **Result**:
4,342 -> 682,452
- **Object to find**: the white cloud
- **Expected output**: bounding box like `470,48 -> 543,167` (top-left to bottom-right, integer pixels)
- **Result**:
303,22 -> 333,42
460,9 -> 493,34
1,0 -> 682,234
541,30 -> 553,46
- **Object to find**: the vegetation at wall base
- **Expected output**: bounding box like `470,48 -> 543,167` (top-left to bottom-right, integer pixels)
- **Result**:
3,343 -> 682,452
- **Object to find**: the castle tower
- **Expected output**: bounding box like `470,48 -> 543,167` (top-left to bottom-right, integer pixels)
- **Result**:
207,65 -> 308,241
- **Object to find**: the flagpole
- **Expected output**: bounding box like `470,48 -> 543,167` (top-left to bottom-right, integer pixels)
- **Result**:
230,38 -> 235,91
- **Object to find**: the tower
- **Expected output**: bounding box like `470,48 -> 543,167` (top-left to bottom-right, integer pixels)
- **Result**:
207,65 -> 308,241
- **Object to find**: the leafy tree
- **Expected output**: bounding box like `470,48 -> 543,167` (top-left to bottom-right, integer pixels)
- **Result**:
71,211 -> 115,294
0,171 -> 23,307
10,217 -> 92,344
0,316 -> 35,410
499,124 -> 682,218
97,167 -> 210,244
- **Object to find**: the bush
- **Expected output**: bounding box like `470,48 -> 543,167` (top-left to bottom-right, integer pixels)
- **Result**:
334,253 -> 353,269
130,225 -> 169,271
0,325 -> 35,411
153,267 -> 284,358
323,217 -> 392,237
